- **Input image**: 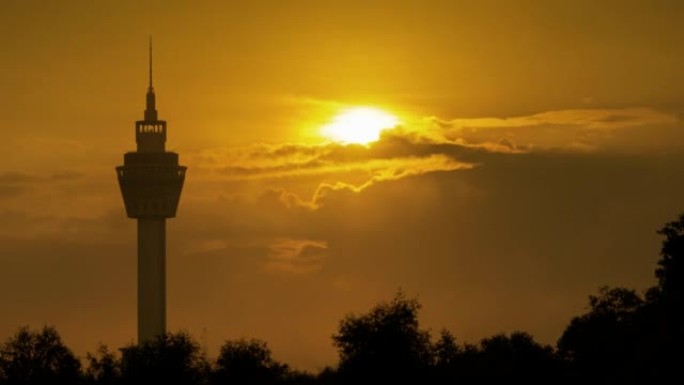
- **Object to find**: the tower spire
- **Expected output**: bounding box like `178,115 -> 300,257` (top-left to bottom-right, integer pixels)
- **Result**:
149,36 -> 153,90
144,37 -> 158,122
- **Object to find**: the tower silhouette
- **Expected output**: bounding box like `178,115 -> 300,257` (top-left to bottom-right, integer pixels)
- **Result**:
116,40 -> 186,343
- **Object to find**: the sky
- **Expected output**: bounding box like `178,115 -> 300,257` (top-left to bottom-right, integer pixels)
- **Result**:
2,0 -> 684,371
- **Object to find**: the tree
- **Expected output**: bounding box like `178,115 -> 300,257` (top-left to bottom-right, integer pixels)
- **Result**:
120,332 -> 209,385
332,291 -> 433,384
84,345 -> 120,385
212,338 -> 287,385
477,332 -> 558,384
433,329 -> 460,369
555,213 -> 684,382
431,330 -> 461,384
634,213 -> 684,380
655,212 -> 684,303
0,326 -> 82,385
557,287 -> 644,383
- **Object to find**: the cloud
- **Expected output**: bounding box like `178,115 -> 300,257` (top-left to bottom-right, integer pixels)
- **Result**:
190,106 -> 679,184
0,185 -> 24,198
185,106 -> 684,216
179,236 -> 329,276
0,172 -> 40,184
405,107 -> 681,152
191,142 -> 392,180
0,171 -> 84,184
265,238 -> 329,275
0,171 -> 85,199
0,208 -> 126,243
184,134 -> 477,210
0,172 -> 42,198
445,107 -> 674,130
154,106 -> 684,216
308,154 -> 471,209
260,154 -> 473,210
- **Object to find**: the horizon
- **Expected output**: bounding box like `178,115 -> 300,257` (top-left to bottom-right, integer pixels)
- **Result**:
2,0 -> 684,372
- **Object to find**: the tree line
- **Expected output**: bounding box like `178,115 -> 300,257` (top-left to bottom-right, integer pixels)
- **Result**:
1,213 -> 683,384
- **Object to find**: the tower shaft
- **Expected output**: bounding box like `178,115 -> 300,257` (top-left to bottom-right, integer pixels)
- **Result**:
137,218 -> 166,342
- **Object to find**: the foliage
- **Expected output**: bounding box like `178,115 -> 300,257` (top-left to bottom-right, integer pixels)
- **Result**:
84,345 -> 120,385
433,329 -> 460,369
212,338 -> 287,385
431,330 -> 463,384
655,212 -> 684,302
557,286 -> 644,382
332,291 -> 433,384
477,332 -> 558,384
119,332 -> 209,385
0,326 -> 81,385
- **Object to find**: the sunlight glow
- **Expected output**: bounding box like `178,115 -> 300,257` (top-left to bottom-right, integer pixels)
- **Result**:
320,107 -> 399,145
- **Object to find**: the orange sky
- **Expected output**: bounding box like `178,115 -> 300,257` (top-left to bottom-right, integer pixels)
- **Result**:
2,0 -> 684,371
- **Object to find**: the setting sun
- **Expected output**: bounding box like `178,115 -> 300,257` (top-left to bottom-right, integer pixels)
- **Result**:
321,107 -> 399,145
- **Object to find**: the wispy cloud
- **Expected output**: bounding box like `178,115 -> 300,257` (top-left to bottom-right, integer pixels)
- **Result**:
261,154 -> 472,210
185,135 -> 476,210
440,108 -> 674,130
406,107 -> 680,152
265,238 -> 329,275
0,171 -> 85,199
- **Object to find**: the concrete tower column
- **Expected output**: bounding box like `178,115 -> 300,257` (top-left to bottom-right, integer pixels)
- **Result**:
137,218 -> 166,342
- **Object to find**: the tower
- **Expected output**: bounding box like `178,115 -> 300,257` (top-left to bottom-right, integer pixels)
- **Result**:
116,40 -> 186,344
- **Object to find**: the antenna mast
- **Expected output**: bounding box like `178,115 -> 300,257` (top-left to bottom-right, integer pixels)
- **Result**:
149,36 -> 153,90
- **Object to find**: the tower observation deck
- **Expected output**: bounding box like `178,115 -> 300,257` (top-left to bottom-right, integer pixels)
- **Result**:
116,40 -> 186,343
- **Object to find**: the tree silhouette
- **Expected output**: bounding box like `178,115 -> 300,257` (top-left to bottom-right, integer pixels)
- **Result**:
120,332 -> 208,385
431,329 -> 462,384
655,212 -> 684,303
477,332 -> 558,384
84,345 -> 120,385
0,326 -> 81,385
433,329 -> 460,368
212,338 -> 287,385
557,286 -> 643,383
631,213 -> 684,381
332,291 -> 433,384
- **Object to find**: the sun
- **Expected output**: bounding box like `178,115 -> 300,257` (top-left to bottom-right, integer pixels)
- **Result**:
321,107 -> 399,145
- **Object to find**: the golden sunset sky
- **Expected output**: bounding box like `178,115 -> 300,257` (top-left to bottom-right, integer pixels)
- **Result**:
2,0 -> 684,371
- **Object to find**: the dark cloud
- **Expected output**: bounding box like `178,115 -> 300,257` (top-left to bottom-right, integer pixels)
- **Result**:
0,185 -> 26,198
0,172 -> 39,184
0,171 -> 85,199
49,171 -> 84,181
